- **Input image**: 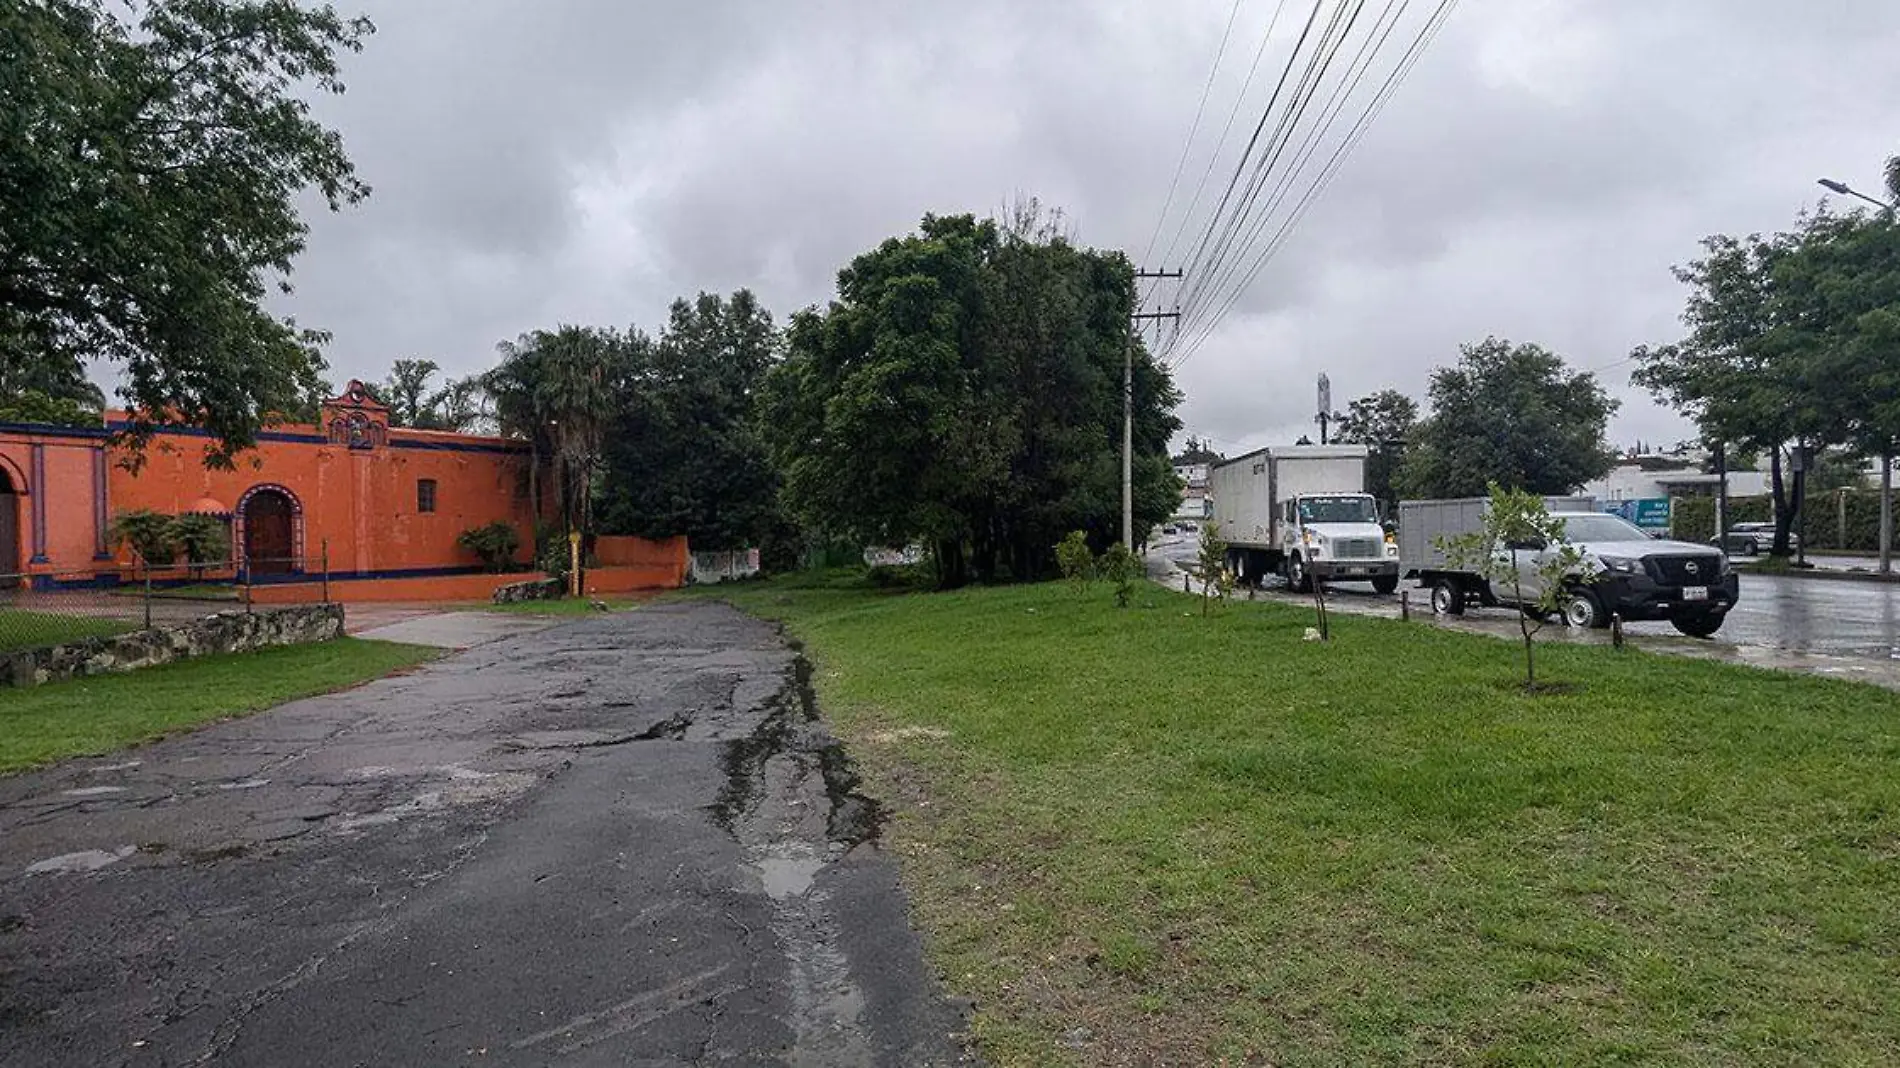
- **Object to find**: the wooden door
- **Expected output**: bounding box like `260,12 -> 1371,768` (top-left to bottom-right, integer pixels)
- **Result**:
244,491 -> 294,574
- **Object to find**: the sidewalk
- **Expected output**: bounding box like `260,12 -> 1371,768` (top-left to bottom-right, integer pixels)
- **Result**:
1731,556 -> 1900,584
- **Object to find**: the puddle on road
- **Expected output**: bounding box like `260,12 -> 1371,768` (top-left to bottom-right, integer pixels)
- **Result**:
755,844 -> 826,901
26,846 -> 136,875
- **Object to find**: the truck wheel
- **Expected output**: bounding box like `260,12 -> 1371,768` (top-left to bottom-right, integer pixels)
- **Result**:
1430,578 -> 1464,616
1371,574 -> 1399,595
1561,590 -> 1607,629
1672,613 -> 1724,639
1287,554 -> 1312,593
1742,540 -> 1758,556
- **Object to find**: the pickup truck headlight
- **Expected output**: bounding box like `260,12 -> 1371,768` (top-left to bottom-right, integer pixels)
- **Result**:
1597,555 -> 1641,574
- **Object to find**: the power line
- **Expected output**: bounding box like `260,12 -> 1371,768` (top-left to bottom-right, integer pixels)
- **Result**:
1154,0 -> 1294,272
1173,0 -> 1407,337
1172,0 -> 1330,300
1173,0 -> 1369,334
1140,0 -> 1246,267
1168,0 -> 1459,371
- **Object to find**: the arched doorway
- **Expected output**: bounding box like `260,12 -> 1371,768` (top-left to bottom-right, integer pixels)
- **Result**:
241,486 -> 298,575
0,466 -> 19,589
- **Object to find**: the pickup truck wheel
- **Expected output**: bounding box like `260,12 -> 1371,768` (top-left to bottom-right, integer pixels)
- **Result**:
1561,590 -> 1607,629
1371,574 -> 1399,595
1287,554 -> 1312,593
1672,613 -> 1724,639
1742,540 -> 1758,556
1430,578 -> 1464,616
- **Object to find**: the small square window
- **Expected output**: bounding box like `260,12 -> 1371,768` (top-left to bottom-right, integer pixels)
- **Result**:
417,478 -> 437,513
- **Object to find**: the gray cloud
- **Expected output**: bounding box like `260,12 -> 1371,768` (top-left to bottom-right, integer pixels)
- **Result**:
282,0 -> 1900,457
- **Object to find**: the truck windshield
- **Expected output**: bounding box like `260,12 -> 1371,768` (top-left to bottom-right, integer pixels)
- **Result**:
1556,515 -> 1650,543
1297,496 -> 1378,524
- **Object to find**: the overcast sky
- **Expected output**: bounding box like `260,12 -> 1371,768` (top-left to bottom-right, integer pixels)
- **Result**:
282,0 -> 1900,456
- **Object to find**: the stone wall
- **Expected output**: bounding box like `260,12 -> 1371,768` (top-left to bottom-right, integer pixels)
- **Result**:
492,576 -> 563,603
4,604 -> 346,689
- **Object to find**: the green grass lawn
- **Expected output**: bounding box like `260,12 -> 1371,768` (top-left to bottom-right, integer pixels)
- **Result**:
0,638 -> 437,773
705,575 -> 1900,1067
0,608 -> 133,654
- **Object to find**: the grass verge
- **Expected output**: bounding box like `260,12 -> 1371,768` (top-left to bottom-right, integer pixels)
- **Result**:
705,575 -> 1900,1066
0,609 -> 133,654
0,638 -> 438,774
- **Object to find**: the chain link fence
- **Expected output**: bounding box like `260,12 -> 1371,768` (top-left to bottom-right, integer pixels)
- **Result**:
0,553 -> 335,655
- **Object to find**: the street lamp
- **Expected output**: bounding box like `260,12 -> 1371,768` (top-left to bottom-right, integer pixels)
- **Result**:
1817,177 -> 1897,212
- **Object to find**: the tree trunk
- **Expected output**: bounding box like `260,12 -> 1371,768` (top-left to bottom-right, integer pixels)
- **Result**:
935,538 -> 967,590
1877,446 -> 1892,573
1769,448 -> 1793,556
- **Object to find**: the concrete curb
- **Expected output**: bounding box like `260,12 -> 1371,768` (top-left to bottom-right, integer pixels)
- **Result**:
1732,564 -> 1900,585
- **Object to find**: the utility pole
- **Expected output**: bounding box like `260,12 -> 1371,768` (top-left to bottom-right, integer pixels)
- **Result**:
1126,269 -> 1181,550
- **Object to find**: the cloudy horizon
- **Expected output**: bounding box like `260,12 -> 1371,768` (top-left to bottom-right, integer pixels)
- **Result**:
248,0 -> 1900,457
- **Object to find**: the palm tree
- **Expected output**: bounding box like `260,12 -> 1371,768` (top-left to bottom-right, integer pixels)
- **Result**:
485,326 -> 622,538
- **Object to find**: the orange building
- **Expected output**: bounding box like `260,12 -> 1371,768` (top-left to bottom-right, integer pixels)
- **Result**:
0,382 -> 540,589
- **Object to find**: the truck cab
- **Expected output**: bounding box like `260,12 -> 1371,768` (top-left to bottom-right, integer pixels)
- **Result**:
1280,492 -> 1400,594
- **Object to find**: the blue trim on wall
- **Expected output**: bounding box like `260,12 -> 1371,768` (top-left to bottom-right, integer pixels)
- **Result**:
98,420 -> 527,455
1,417 -> 528,455
0,421 -> 111,440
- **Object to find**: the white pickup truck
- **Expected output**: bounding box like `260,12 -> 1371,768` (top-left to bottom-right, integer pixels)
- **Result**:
1209,444 -> 1399,593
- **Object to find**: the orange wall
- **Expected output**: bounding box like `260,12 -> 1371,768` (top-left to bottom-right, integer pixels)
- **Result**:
584,565 -> 684,594
111,428 -> 537,574
0,430 -> 111,576
2,407 -> 541,582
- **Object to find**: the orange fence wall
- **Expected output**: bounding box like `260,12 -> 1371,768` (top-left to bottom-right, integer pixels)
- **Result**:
593,535 -> 688,582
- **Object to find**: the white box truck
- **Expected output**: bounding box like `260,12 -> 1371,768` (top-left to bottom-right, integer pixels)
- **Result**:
1209,444 -> 1399,593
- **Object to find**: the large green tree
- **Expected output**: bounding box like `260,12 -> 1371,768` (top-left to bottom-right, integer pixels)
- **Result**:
380,358 -> 441,429
597,291 -> 784,551
1,0 -> 372,464
1397,338 -> 1617,500
762,211 -> 1181,587
1333,388 -> 1418,512
1632,214 -> 1865,556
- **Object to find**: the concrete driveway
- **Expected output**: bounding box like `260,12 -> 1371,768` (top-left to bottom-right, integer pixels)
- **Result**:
0,602 -> 969,1066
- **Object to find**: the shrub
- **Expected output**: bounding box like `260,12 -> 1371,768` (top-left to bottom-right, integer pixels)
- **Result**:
1055,530 -> 1095,591
112,509 -> 178,566
1192,521 -> 1232,616
457,521 -> 523,573
1100,543 -> 1137,608
168,513 -> 230,575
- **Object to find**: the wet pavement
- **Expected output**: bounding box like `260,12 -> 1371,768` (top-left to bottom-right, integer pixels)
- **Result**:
351,609 -> 560,649
1151,537 -> 1900,688
0,602 -> 969,1067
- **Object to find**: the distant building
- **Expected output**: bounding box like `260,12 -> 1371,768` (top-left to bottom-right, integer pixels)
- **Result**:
1584,450 -> 1769,503
1173,463 -> 1211,522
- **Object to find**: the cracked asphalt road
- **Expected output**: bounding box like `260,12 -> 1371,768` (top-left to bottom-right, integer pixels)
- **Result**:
0,601 -> 970,1067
